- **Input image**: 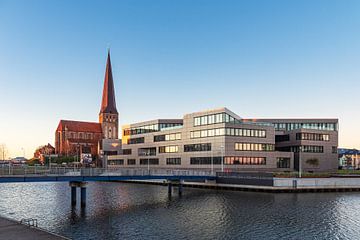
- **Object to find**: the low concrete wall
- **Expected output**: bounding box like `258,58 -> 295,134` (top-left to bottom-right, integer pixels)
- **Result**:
274,178 -> 360,188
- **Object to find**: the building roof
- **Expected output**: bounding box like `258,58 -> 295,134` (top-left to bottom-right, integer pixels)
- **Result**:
100,50 -> 118,114
56,120 -> 102,133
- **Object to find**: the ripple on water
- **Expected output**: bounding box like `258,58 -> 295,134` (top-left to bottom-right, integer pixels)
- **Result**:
1,182 -> 360,239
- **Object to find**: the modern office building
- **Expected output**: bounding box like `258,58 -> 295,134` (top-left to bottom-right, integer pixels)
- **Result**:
107,107 -> 338,172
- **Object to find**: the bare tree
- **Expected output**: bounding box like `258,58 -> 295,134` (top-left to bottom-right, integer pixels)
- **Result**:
0,144 -> 8,160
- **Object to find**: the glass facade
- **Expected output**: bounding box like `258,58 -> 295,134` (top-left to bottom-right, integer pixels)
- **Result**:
184,143 -> 211,152
194,113 -> 241,126
273,122 -> 337,131
290,145 -> 324,153
159,145 -> 179,153
224,156 -> 266,165
235,143 -> 275,151
190,157 -> 222,165
190,128 -> 266,139
296,133 -> 330,141
123,123 -> 183,136
154,133 -> 181,142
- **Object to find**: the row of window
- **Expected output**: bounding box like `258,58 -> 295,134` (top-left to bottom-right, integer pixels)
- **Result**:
235,143 -> 275,151
127,137 -> 145,144
138,147 -> 156,156
109,157 -> 291,167
296,133 -> 330,141
273,122 -> 337,131
190,128 -> 266,139
194,112 -> 240,126
224,156 -> 266,165
184,143 -> 212,152
108,159 -> 136,165
140,158 -> 159,165
123,123 -> 183,136
159,146 -> 179,153
154,133 -> 181,142
190,157 -> 222,165
290,145 -> 324,153
166,158 -> 181,165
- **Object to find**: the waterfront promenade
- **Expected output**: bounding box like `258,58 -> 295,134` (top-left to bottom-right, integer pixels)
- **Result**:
0,217 -> 68,240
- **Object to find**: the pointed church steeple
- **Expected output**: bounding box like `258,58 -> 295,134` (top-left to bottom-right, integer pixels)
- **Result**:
99,50 -> 119,139
100,50 -> 118,114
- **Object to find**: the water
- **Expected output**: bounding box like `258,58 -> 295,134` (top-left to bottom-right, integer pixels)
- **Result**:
0,182 -> 360,240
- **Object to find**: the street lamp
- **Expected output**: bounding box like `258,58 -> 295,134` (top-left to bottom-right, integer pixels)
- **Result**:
299,146 -> 302,178
220,145 -> 225,173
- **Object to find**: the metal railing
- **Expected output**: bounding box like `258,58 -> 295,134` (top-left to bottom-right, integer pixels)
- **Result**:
0,166 -> 215,177
20,218 -> 38,228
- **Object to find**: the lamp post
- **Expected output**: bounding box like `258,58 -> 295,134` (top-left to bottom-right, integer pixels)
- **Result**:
21,147 -> 25,158
299,146 -> 302,178
220,145 -> 225,173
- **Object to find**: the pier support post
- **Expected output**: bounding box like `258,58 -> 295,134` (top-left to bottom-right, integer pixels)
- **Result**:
178,180 -> 183,196
70,181 -> 87,207
168,182 -> 172,197
80,187 -> 86,207
71,186 -> 77,206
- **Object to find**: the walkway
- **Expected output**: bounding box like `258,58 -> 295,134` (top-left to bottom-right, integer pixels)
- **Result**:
0,217 -> 68,240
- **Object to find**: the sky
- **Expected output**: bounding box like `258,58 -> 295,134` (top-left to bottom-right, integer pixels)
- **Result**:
0,0 -> 359,158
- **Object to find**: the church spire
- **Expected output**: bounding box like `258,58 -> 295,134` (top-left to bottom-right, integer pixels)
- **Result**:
100,50 -> 118,114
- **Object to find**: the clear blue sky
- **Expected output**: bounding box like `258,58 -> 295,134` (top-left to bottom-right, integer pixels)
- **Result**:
0,0 -> 359,158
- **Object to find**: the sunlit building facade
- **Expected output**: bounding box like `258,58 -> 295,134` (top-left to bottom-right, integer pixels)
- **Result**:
107,108 -> 338,172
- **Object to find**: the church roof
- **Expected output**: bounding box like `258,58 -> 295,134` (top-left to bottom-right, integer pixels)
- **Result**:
100,50 -> 118,114
56,120 -> 102,133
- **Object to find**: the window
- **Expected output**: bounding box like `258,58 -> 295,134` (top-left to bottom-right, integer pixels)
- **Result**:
108,159 -> 124,165
190,157 -> 222,165
224,156 -> 266,165
127,159 -> 136,165
296,133 -> 330,141
290,145 -> 324,153
276,135 -> 290,142
166,158 -> 181,165
190,128 -> 266,139
128,137 -> 145,144
123,149 -> 132,155
154,133 -> 181,142
184,143 -> 211,152
159,145 -> 179,153
277,158 -> 290,168
140,158 -> 159,165
138,147 -> 156,156
235,143 -> 274,151
332,146 -> 337,154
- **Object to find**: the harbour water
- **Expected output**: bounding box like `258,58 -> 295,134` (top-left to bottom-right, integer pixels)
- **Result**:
0,182 -> 360,240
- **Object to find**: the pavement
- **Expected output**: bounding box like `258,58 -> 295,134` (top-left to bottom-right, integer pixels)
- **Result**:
0,217 -> 68,240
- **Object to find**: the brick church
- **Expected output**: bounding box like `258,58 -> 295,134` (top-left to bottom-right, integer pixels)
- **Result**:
55,51 -> 120,158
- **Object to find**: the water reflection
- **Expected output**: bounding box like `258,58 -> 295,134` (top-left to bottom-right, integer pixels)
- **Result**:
1,182 -> 360,239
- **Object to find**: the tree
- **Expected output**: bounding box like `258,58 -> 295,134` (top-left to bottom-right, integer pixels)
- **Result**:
0,144 -> 8,160
306,158 -> 319,167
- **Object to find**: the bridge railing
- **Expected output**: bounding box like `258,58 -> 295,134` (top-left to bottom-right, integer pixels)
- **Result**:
0,166 -> 215,177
